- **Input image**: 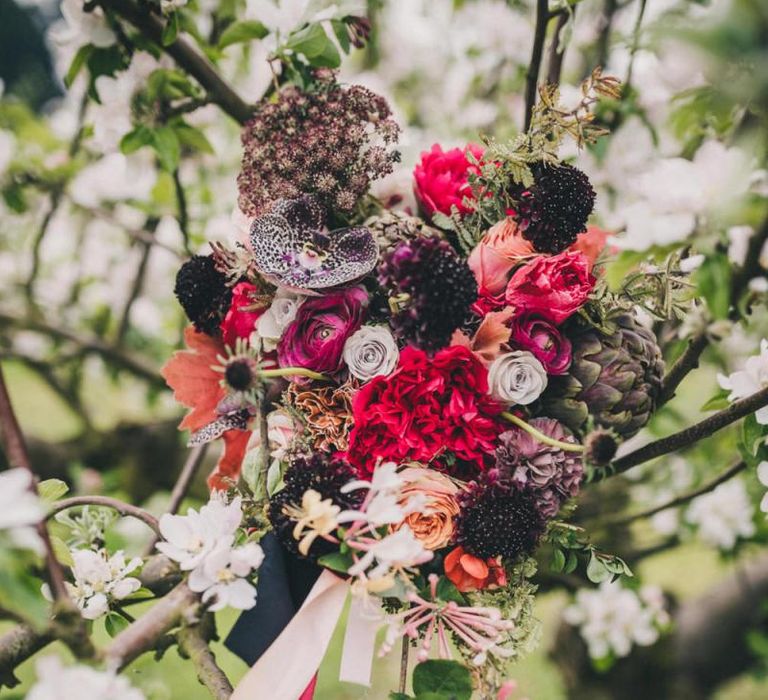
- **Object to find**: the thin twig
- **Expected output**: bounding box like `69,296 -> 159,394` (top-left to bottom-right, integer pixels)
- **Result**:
48,496 -> 161,534
398,634 -> 409,693
524,0 -> 550,131
624,0 -> 647,91
600,460 -> 747,527
116,230 -> 155,346
601,385 -> 768,479
98,0 -> 253,124
173,168 -> 192,254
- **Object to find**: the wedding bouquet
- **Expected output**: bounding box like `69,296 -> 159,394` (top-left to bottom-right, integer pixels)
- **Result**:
161,68 -> 665,697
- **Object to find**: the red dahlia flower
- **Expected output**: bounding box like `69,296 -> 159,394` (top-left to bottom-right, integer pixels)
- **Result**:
346,345 -> 505,477
413,143 -> 483,218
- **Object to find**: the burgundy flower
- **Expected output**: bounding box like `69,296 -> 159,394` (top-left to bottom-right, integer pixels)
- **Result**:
508,314 -> 572,375
413,144 -> 483,218
220,282 -> 266,347
277,286 -> 368,376
505,250 -> 595,325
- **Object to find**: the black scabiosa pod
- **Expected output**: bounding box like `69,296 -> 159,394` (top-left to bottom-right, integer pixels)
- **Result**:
268,454 -> 361,560
513,162 -> 596,254
377,235 -> 477,352
454,473 -> 546,560
174,255 -> 232,336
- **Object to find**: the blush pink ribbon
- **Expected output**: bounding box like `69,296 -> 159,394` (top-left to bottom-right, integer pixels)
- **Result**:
231,571 -> 382,700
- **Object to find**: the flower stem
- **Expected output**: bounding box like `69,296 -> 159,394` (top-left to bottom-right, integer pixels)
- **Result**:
501,412 -> 585,453
260,367 -> 328,381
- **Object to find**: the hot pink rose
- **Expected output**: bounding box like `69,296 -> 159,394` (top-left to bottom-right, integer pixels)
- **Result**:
277,286 -> 368,375
505,251 -> 595,325
468,218 -> 535,296
413,143 -> 483,218
508,314 -> 572,375
220,282 -> 266,347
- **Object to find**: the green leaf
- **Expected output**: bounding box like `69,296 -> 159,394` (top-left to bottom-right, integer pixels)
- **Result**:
412,660 -> 473,700
551,548 -> 566,572
435,576 -> 465,604
701,387 -> 731,412
49,535 -> 74,568
65,44 -> 94,88
331,19 -> 351,53
695,254 -> 732,320
317,551 -> 353,574
105,611 -> 130,637
174,123 -> 214,154
586,552 -> 612,584
219,19 -> 269,49
742,412 -> 764,458
120,125 -> 154,155
430,211 -> 456,232
389,694 -> 412,700
151,125 -> 181,172
564,550 -> 579,574
285,23 -> 341,68
37,478 -> 69,503
162,12 -> 179,47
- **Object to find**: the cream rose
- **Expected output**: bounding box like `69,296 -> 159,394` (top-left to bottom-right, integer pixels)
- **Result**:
342,325 -> 399,382
488,350 -> 548,405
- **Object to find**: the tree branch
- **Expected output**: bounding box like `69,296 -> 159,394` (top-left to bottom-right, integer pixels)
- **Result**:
524,0 -> 550,131
177,619 -> 233,700
98,0 -> 253,124
546,6 -> 573,86
0,625 -> 53,689
48,496 -> 160,535
599,460 -> 747,527
601,386 -> 768,479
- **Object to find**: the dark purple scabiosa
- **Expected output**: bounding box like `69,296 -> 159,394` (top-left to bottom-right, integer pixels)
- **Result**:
174,255 -> 232,336
495,418 -> 584,519
238,78 -> 400,216
511,162 -> 596,254
454,472 -> 545,560
268,454 -> 362,560
377,235 -> 477,352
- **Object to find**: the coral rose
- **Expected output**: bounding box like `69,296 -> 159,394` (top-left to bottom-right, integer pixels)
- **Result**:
393,468 -> 461,550
468,218 -> 535,296
413,143 -> 483,218
569,225 -> 610,269
505,250 -> 595,325
444,546 -> 507,592
278,286 -> 368,376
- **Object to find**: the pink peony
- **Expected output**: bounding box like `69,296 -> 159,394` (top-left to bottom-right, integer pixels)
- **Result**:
220,282 -> 266,347
505,250 -> 595,325
277,286 -> 368,376
413,143 -> 484,218
508,313 -> 572,375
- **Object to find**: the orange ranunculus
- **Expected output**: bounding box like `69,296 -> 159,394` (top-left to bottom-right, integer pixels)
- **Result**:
161,326 -> 251,490
569,225 -> 610,269
468,218 -> 535,295
395,468 -> 461,550
444,546 -> 507,592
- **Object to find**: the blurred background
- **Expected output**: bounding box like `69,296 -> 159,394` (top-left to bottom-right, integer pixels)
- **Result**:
2,0 -> 768,698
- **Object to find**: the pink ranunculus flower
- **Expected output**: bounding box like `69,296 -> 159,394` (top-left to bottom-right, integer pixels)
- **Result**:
220,282 -> 266,347
277,286 -> 368,376
413,143 -> 484,218
468,218 -> 535,296
508,313 -> 572,375
505,251 -> 595,325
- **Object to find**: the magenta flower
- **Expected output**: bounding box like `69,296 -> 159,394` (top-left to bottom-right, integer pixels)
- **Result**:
277,286 -> 368,376
508,313 -> 572,375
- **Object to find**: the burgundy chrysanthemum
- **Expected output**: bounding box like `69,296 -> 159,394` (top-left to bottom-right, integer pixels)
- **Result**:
377,235 -> 477,351
512,163 -> 596,254
238,79 -> 400,216
268,454 -> 361,560
495,418 -> 583,519
454,473 -> 545,560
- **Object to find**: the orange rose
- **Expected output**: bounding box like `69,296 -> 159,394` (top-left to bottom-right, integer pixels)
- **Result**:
395,468 -> 460,550
468,218 -> 535,295
444,546 -> 507,592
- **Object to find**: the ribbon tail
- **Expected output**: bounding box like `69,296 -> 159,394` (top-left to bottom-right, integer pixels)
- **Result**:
231,570 -> 348,700
338,595 -> 383,687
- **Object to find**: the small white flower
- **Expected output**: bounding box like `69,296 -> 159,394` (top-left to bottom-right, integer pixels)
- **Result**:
718,339 -> 768,424
0,469 -> 44,553
161,0 -> 188,13
348,526 -> 433,581
686,478 -> 755,550
65,549 -> 142,620
50,0 -> 116,51
727,225 -> 754,266
487,350 -> 548,405
255,289 -> 304,350
27,656 -> 145,700
156,494 -> 243,570
342,325 -> 399,382
188,540 -> 263,611
679,254 -> 704,273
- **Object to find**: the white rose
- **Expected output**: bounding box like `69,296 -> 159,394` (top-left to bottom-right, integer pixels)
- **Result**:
342,325 -> 399,382
255,289 -> 304,350
488,350 -> 548,405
